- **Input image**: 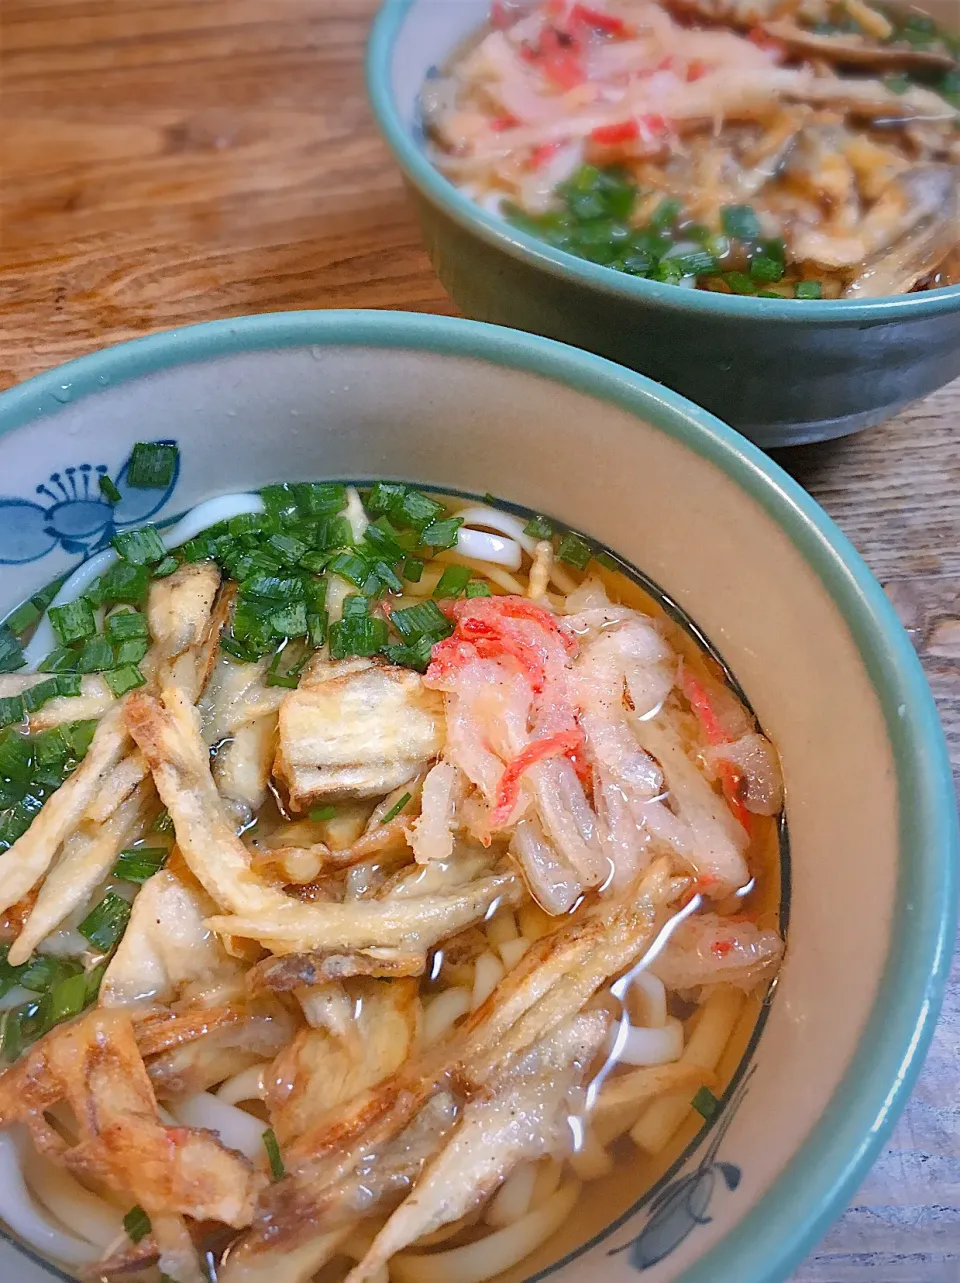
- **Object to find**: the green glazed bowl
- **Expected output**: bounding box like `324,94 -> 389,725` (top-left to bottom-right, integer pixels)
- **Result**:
366,0 -> 960,449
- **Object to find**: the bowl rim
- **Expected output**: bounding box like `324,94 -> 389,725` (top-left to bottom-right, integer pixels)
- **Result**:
0,309 -> 955,1283
365,0 -> 960,324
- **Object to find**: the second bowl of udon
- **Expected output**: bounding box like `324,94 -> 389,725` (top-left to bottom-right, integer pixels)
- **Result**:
367,0 -> 960,447
0,310 -> 953,1283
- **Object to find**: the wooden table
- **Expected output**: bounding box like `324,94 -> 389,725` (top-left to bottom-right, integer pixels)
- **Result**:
2,1 -> 958,1277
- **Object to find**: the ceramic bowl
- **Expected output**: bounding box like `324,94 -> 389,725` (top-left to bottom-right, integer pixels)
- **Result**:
0,311 -> 954,1283
366,0 -> 960,449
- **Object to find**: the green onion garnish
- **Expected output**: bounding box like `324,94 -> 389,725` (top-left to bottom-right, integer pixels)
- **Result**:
595,550 -> 618,571
367,482 -> 408,516
0,628 -> 25,675
263,1127 -> 285,1181
103,665 -> 146,697
403,557 -> 424,584
78,892 -> 131,951
95,560 -> 150,606
77,637 -> 115,673
123,1204 -> 152,1243
307,612 -> 327,649
328,615 -> 388,660
113,847 -> 169,883
152,808 -> 174,835
464,581 -> 492,599
395,489 -> 444,531
293,482 -> 347,518
691,1085 -> 720,1120
309,805 -> 337,822
20,955 -> 75,994
390,600 -> 452,643
269,602 -> 309,639
49,599 -> 96,646
326,553 -> 371,590
380,792 -> 412,826
84,959 -> 109,1005
0,697 -> 24,729
62,719 -> 98,759
722,271 -> 756,296
48,971 -> 88,1025
433,565 -> 472,600
795,280 -> 823,300
523,514 -> 554,539
720,204 -> 761,240
363,517 -> 406,563
126,442 -> 179,490
99,475 -> 122,504
115,638 -> 149,666
420,517 -> 463,552
556,532 -> 593,570
750,255 -> 784,283
242,574 -> 305,603
111,525 -> 166,566
36,647 -> 76,674
151,555 -> 179,579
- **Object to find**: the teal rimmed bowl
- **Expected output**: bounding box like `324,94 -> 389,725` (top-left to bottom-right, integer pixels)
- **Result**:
0,311 -> 954,1283
366,0 -> 960,448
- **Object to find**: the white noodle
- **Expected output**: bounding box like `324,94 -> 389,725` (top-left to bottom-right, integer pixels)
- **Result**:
23,1147 -> 124,1249
631,985 -> 743,1154
23,491 -> 265,668
169,1091 -> 269,1162
217,1064 -> 268,1105
485,909 -> 518,949
423,987 -> 473,1046
345,486 -> 370,542
484,1161 -> 536,1227
568,1126 -> 614,1180
0,1131 -> 99,1267
610,1016 -> 684,1067
471,950 -> 505,1010
391,1180 -> 581,1283
498,936 -> 530,969
627,971 -> 668,1028
452,507 -> 539,556
455,528 -> 523,571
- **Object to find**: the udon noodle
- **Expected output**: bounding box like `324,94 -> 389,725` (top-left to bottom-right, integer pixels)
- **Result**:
0,454 -> 784,1283
422,0 -> 960,297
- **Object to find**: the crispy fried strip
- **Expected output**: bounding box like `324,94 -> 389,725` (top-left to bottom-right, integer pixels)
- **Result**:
206,868 -> 524,954
0,702 -> 129,917
249,948 -> 427,994
124,687 -> 292,916
8,781 -> 154,965
84,750 -> 150,823
27,676 -> 116,732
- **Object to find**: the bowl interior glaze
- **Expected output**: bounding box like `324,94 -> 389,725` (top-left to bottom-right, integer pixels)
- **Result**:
0,312 -> 954,1283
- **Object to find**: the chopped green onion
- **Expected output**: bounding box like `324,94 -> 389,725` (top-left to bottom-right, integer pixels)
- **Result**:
266,533 -> 309,567
595,550 -> 618,571
403,557 -> 424,584
366,482 -> 408,516
269,602 -> 309,638
77,637 -> 115,673
370,560 -> 404,594
363,517 -> 406,563
123,1204 -> 152,1243
99,475 -> 122,504
265,647 -> 305,690
37,646 -> 78,673
795,280 -> 823,300
152,808 -> 174,835
5,600 -> 41,637
420,517 -> 463,552
464,581 -> 492,598
126,443 -> 179,490
33,727 -> 68,771
49,599 -> 96,646
84,959 -> 109,1005
326,553 -> 371,589
0,628 -> 25,675
96,560 -> 149,606
756,290 -> 783,299
78,892 -> 131,952
151,555 -> 179,579
312,515 -> 354,553
380,791 -> 412,826
220,635 -> 259,662
750,255 -> 784,283
342,594 -> 370,620
650,196 -> 683,229
556,531 -> 593,570
19,955 -> 72,994
22,679 -> 60,713
242,574 -> 305,602
395,489 -> 444,531
106,610 -> 148,643
328,615 -> 388,660
114,847 -> 169,883
691,1085 -> 719,1120
115,638 -> 149,666
263,1127 -> 285,1181
112,525 -> 166,566
307,612 -> 327,649
390,600 -> 452,643
720,204 -> 761,240
0,697 -> 24,729
722,271 -> 756,296
103,665 -> 146,697
523,514 -> 554,539
0,730 -> 33,780
62,719 -> 98,759
309,805 -> 337,822
48,971 -> 88,1025
294,482 -> 347,517
261,484 -> 300,521
433,565 -> 472,600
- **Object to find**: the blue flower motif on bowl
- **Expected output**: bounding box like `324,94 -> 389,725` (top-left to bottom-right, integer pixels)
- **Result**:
610,1067 -> 754,1270
0,439 -> 180,565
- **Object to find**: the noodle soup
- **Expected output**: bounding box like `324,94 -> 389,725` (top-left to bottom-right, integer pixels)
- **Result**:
421,0 -> 959,299
0,459 -> 784,1283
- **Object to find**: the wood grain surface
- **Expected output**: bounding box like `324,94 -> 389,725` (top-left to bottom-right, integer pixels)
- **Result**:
1,1 -> 958,1278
